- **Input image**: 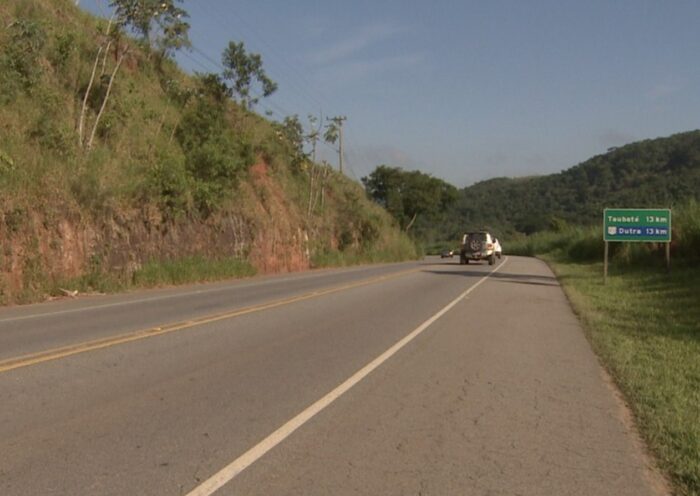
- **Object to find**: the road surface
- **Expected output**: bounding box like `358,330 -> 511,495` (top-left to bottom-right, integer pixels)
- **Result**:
0,256 -> 668,495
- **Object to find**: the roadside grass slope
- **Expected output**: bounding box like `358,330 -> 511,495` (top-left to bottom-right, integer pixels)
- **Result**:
0,0 -> 417,304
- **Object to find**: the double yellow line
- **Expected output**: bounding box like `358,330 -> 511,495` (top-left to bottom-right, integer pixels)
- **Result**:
0,267 -> 421,374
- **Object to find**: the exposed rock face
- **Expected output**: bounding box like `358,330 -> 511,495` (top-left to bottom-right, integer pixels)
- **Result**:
245,161 -> 310,274
0,160 -> 311,304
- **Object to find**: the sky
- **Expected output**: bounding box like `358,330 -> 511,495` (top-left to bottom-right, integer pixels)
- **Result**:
79,0 -> 700,188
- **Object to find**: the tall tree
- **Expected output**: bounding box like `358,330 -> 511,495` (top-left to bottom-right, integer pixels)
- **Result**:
109,0 -> 190,57
280,114 -> 304,156
362,165 -> 457,233
221,41 -> 277,109
324,116 -> 346,172
82,0 -> 190,149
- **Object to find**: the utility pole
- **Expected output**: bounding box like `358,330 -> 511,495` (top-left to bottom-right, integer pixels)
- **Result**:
325,116 -> 346,173
337,116 -> 345,174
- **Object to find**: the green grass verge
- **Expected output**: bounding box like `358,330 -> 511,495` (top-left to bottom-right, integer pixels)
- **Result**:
545,257 -> 700,495
40,255 -> 256,301
132,256 -> 256,287
310,245 -> 417,268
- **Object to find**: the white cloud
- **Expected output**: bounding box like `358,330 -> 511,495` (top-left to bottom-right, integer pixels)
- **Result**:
317,143 -> 423,180
646,79 -> 685,101
307,22 -> 408,66
314,52 -> 425,86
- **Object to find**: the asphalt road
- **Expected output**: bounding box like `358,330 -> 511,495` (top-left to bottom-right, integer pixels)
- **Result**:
0,256 -> 668,495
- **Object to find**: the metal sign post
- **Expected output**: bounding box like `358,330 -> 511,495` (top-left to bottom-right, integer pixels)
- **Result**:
604,241 -> 609,284
602,208 -> 672,283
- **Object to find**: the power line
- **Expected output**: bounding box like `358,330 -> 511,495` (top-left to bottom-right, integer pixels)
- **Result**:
341,129 -> 368,182
183,43 -> 350,166
194,2 -> 331,115
186,42 -> 295,121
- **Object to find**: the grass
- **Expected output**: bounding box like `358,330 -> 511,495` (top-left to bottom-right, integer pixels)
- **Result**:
34,256 -> 256,302
131,256 -> 256,287
506,202 -> 700,494
311,234 -> 418,268
0,0 -> 420,305
541,258 -> 700,495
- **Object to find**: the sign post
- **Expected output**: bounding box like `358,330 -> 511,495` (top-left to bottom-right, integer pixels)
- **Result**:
604,241 -> 609,283
603,208 -> 672,283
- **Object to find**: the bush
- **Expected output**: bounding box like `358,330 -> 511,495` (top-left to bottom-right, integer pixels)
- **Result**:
0,19 -> 47,100
146,147 -> 192,218
176,89 -> 254,215
567,227 -> 604,262
49,31 -> 77,73
509,201 -> 700,266
674,200 -> 700,261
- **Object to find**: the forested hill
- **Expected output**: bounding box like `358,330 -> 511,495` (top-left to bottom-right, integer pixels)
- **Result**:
451,130 -> 700,235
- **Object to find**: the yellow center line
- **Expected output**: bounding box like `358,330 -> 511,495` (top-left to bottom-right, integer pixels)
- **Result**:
0,267 -> 422,374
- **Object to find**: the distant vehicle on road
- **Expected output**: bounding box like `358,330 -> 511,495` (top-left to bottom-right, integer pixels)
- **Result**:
493,238 -> 503,259
440,249 -> 454,258
460,231 -> 499,265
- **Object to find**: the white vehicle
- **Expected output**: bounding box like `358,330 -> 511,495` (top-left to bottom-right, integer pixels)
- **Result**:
493,237 -> 503,259
460,231 -> 500,265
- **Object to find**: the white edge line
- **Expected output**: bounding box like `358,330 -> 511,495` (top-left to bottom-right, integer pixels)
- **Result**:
186,257 -> 509,496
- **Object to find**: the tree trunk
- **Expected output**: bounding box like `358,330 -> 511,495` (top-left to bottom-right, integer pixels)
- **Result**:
100,40 -> 112,76
87,48 -> 127,150
78,14 -> 115,147
78,45 -> 103,146
307,165 -> 316,217
405,212 -> 418,232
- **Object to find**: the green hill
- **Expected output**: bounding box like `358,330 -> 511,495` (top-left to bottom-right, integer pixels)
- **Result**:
450,131 -> 700,237
0,0 -> 416,304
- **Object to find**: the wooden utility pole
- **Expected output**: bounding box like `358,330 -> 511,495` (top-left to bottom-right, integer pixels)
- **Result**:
337,116 -> 345,174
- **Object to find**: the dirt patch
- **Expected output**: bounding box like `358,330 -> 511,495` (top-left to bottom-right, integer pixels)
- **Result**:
244,160 -> 310,274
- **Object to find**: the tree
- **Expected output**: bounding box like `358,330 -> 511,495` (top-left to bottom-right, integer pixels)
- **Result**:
324,119 -> 339,145
306,114 -> 321,162
0,20 -> 46,97
109,0 -> 190,57
174,73 -> 254,214
81,0 -> 190,149
324,116 -> 346,172
280,114 -> 304,156
362,165 -> 457,234
221,41 -> 277,109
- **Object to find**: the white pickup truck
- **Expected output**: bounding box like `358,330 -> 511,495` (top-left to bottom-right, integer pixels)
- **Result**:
459,231 -> 501,265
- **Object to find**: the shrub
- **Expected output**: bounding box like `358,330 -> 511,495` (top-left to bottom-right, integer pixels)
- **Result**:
49,31 -> 77,72
674,200 -> 700,261
0,19 -> 47,99
509,201 -> 700,266
144,146 -> 192,218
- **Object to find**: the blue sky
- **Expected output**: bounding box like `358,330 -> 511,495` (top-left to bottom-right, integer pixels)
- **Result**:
80,0 -> 700,187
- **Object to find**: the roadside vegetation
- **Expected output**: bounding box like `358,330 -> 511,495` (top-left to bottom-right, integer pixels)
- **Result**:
361,165 -> 458,251
505,201 -> 700,496
0,0 -> 417,305
353,90 -> 700,495
361,131 -> 700,253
